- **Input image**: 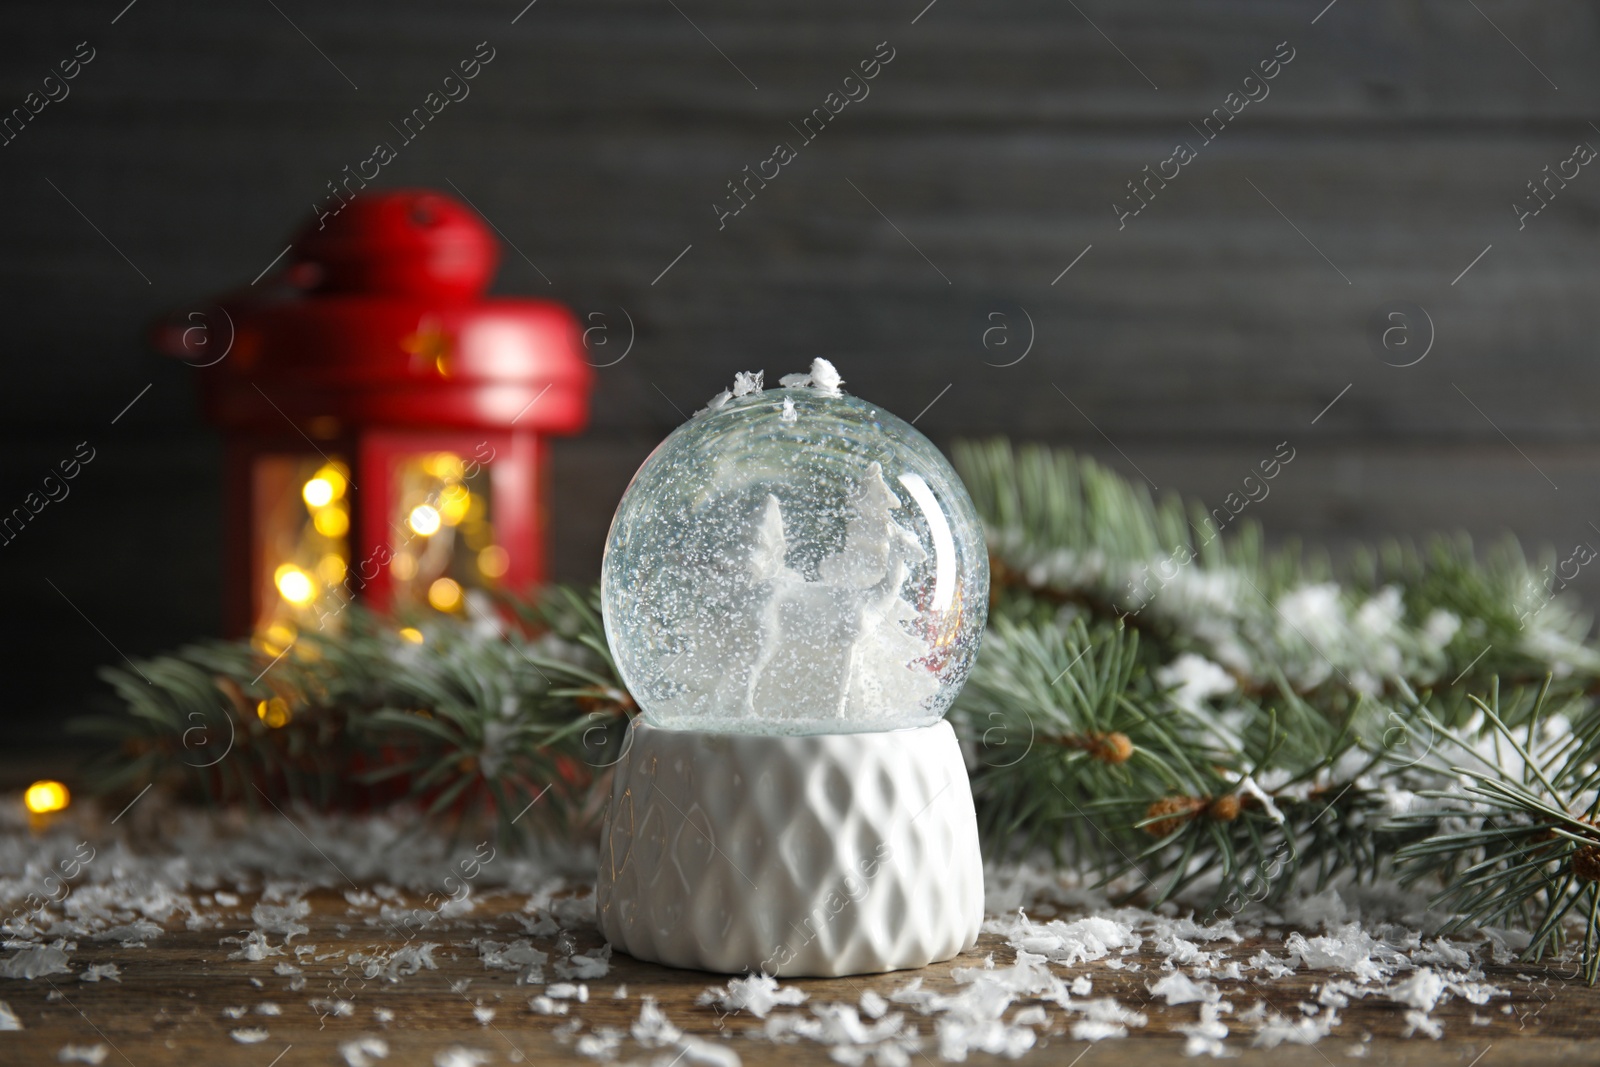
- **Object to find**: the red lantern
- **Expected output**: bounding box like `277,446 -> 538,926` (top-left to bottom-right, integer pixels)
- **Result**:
156,189 -> 593,638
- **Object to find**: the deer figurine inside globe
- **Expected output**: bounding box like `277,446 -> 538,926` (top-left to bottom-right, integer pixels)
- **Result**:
597,360 -> 988,976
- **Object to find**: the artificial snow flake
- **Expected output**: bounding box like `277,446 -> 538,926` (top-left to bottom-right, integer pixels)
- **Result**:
378,942 -> 441,981
632,996 -> 682,1047
1248,1003 -> 1339,1048
1237,776 -> 1285,824
574,1027 -> 624,1058
1284,924 -> 1404,984
433,1047 -> 490,1067
982,910 -> 1140,966
1011,1006 -> 1046,1027
1067,998 -> 1147,1042
1175,1002 -> 1230,1058
0,1000 -> 22,1030
1155,653 -> 1236,714
1388,968 -> 1445,1013
230,1027 -> 270,1044
695,390 -> 733,417
92,922 -> 163,946
0,944 -> 72,978
778,358 -> 844,396
1148,972 -> 1220,1006
79,964 -> 120,983
556,944 -> 612,980
251,899 -> 311,941
340,1036 -> 390,1067
527,995 -> 567,1016
764,1004 -> 917,1064
310,997 -> 356,1019
225,931 -> 283,961
56,1044 -> 108,1064
698,973 -> 808,1018
546,981 -> 589,1002
1070,1019 -> 1128,1042
476,938 -> 547,984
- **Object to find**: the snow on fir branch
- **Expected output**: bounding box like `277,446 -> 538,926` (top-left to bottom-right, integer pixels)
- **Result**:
951,439 -> 1600,978
82,439 -> 1600,979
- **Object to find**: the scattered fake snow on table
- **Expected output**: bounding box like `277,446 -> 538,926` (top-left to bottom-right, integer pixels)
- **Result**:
0,805 -> 1557,1062
339,1035 -> 390,1066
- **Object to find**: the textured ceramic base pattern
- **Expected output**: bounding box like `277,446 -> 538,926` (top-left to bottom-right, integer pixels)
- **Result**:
596,720 -> 983,977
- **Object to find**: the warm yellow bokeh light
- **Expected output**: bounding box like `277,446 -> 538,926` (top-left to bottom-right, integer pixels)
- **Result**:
408,504 -> 441,536
439,487 -> 471,526
424,452 -> 465,481
428,577 -> 463,611
313,506 -> 350,538
24,780 -> 70,815
274,564 -> 316,605
319,464 -> 348,497
317,554 -> 347,585
398,627 -> 424,644
258,622 -> 297,657
478,545 -> 510,578
302,477 -> 334,509
256,697 -> 291,728
391,552 -> 418,581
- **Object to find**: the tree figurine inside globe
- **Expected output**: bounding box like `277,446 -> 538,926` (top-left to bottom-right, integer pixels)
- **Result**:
597,360 -> 988,977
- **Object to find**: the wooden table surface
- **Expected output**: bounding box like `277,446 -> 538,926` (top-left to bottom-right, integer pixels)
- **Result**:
4,885 -> 1599,1067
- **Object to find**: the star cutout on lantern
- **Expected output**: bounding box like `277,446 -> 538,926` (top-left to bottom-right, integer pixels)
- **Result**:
401,317 -> 454,377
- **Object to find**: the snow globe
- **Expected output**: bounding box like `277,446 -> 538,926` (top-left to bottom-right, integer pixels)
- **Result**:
596,360 -> 988,976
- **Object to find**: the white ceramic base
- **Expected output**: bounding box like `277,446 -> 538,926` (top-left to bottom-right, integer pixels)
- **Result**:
595,719 -> 983,977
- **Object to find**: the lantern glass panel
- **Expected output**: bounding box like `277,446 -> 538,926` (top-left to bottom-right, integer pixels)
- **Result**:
388,452 -> 504,613
252,455 -> 352,638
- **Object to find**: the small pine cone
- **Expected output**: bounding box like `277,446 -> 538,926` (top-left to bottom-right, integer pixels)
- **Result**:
1208,794 -> 1242,822
1572,846 -> 1600,884
1144,796 -> 1205,837
1093,731 -> 1135,764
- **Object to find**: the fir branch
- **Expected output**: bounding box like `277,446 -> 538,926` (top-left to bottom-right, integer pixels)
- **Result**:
73,590 -> 632,845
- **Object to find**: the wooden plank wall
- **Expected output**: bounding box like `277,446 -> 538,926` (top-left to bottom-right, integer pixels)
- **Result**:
1,0 -> 1597,738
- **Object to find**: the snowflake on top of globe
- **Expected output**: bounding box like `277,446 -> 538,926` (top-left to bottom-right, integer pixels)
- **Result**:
601,360 -> 989,735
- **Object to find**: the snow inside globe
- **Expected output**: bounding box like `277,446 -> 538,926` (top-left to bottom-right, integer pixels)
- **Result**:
601,359 -> 990,735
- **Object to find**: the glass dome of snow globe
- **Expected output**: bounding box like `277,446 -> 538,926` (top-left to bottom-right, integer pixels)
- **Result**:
601,360 -> 990,735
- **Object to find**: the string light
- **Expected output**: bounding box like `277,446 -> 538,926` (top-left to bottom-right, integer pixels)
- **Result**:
317,554 -> 347,585
256,698 -> 291,728
274,564 -> 316,606
391,552 -> 418,581
424,452 -> 465,481
439,486 -> 471,526
428,577 -> 463,611
302,464 -> 348,508
302,477 -> 334,509
24,780 -> 70,815
258,622 -> 296,657
408,505 -> 441,536
478,545 -> 510,578
398,627 -> 424,644
313,506 -> 350,538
